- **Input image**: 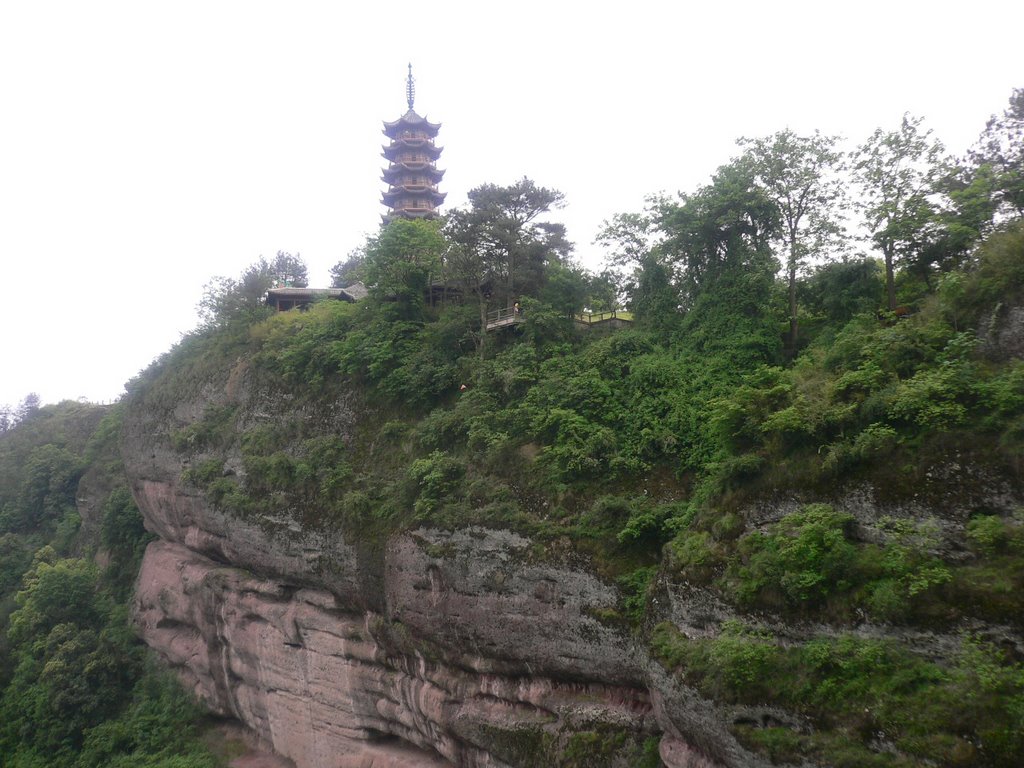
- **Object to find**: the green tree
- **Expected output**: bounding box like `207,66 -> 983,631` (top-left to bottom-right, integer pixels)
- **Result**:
0,444 -> 81,534
197,258 -> 277,330
1,554 -> 139,762
801,256 -> 884,326
914,161 -> 1001,280
595,200 -> 679,323
444,178 -> 569,351
539,261 -> 590,317
969,87 -> 1024,220
99,487 -> 151,598
657,159 -> 780,310
7,552 -> 105,645
15,394 -> 41,424
329,248 -> 366,287
0,532 -> 31,593
362,218 -> 446,317
445,178 -> 567,306
853,114 -> 945,310
270,250 -> 308,288
738,129 -> 847,353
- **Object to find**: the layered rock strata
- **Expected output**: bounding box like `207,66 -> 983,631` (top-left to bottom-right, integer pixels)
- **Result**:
133,527 -> 672,768
126,352 -> 1022,768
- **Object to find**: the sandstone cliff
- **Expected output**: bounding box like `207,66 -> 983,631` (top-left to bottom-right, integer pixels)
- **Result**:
124,334 -> 1023,767
123,356 -> 777,768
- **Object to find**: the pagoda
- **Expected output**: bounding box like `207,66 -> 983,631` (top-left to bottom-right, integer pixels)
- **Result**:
381,64 -> 446,221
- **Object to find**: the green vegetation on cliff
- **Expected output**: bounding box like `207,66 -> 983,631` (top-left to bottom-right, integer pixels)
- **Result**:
2,89 -> 1022,767
0,404 -> 220,767
129,92 -> 1024,766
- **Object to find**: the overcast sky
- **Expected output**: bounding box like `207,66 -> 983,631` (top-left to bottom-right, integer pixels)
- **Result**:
1,0 -> 1021,408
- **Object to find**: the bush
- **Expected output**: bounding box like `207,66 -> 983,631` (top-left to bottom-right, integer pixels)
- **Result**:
966,514 -> 1024,556
653,621 -> 1024,767
723,505 -> 858,609
407,451 -> 465,517
669,530 -> 723,582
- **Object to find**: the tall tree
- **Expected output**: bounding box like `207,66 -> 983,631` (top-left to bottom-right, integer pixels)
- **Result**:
444,178 -> 568,351
738,129 -> 847,353
653,160 -> 782,362
362,218 -> 445,317
270,251 -> 308,288
595,196 -> 674,312
447,178 -> 567,305
921,161 -> 1000,276
853,114 -> 945,311
969,87 -> 1024,220
595,201 -> 683,328
657,159 -> 780,309
329,248 -> 366,288
198,258 -> 276,330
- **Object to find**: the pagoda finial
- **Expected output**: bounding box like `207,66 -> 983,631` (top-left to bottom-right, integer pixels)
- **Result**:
406,63 -> 415,110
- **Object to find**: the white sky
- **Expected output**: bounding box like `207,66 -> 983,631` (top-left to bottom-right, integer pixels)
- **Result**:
1,0 -> 1021,408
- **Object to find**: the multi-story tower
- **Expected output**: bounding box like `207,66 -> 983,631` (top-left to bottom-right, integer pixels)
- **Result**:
381,64 -> 446,221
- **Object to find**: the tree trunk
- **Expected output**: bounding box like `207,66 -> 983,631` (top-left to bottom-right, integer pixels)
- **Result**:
477,293 -> 488,357
884,245 -> 897,311
787,232 -> 799,357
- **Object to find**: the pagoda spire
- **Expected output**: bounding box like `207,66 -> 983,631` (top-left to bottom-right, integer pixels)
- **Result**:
380,65 -> 446,221
406,62 -> 415,111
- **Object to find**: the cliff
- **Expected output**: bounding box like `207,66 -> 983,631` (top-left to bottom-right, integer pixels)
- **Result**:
123,325 -> 1024,767
123,360 -> 703,767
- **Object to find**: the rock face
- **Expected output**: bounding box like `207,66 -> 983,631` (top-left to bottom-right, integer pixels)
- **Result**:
980,303 -> 1024,361
124,355 -> 1021,768
135,537 -> 658,768
124,362 -> 736,767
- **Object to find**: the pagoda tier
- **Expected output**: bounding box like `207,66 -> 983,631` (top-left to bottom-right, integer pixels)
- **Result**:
381,66 -> 445,221
382,140 -> 443,161
381,164 -> 445,184
380,187 -> 444,205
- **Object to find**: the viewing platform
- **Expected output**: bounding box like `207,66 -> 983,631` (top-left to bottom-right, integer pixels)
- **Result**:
485,307 -> 634,332
573,309 -> 634,327
485,306 -> 524,331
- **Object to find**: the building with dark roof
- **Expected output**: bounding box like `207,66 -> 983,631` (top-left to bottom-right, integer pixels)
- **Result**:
265,283 -> 367,312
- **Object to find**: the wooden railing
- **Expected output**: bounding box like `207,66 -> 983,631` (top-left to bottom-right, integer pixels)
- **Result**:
485,306 -> 524,331
573,309 -> 634,325
485,307 -> 634,332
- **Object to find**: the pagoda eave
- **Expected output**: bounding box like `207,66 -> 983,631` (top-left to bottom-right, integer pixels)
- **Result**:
381,190 -> 447,206
381,167 -> 446,182
382,210 -> 441,224
381,143 -> 443,159
383,111 -> 441,135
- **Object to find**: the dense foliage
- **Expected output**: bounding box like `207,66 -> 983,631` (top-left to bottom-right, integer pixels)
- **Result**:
144,90 -> 1024,766
4,89 -> 1022,767
0,404 -> 220,767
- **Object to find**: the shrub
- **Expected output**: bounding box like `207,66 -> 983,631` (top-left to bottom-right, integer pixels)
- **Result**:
821,422 -> 899,475
617,566 -> 657,625
407,451 -> 465,516
723,505 -> 858,609
669,530 -> 722,582
169,404 -> 237,454
887,333 -> 979,429
966,514 -> 1024,556
617,500 -> 682,546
